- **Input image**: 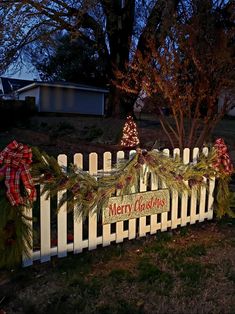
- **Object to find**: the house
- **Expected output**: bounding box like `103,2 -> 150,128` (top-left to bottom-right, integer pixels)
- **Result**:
17,81 -> 109,116
0,77 -> 34,99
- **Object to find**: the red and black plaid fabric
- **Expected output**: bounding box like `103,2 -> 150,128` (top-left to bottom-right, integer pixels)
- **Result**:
0,140 -> 36,206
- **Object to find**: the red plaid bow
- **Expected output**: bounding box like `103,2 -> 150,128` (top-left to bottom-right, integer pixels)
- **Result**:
213,138 -> 234,176
0,140 -> 36,206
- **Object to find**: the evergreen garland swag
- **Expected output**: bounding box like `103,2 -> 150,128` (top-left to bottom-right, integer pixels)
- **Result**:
0,185 -> 32,269
31,144 -> 233,220
0,139 -> 234,268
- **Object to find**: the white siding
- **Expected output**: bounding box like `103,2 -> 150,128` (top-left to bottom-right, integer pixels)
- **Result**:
18,87 -> 40,110
17,85 -> 106,115
40,86 -> 104,115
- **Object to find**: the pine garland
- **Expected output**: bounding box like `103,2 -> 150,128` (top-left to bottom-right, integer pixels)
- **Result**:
215,177 -> 235,218
0,184 -> 32,269
30,146 -> 228,219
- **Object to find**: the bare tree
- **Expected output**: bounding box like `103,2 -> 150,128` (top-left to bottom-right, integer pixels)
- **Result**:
116,0 -> 235,149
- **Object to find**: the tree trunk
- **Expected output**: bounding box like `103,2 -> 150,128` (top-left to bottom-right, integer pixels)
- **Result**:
102,0 -> 135,117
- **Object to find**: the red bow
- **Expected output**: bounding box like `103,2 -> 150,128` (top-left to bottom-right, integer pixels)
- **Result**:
213,138 -> 234,176
0,140 -> 36,206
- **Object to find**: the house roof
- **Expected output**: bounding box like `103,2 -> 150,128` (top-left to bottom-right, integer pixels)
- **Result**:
0,77 -> 34,94
17,81 -> 109,94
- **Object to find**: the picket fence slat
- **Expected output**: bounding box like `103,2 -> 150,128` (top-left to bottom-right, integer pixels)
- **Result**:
208,178 -> 215,220
199,147 -> 208,222
150,165 -> 159,234
190,147 -> 200,224
129,150 -> 137,240
171,148 -> 180,229
40,186 -> 51,262
73,153 -> 84,254
57,154 -> 68,258
88,153 -> 98,250
116,151 -> 126,243
161,149 -> 169,232
181,148 -> 190,226
27,147 -> 216,266
22,206 -> 33,267
139,165 -> 148,237
102,152 -> 112,247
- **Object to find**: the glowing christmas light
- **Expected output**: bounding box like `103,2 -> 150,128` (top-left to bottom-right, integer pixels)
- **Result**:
120,116 -> 140,148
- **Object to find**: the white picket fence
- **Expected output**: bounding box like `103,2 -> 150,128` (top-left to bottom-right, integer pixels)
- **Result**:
23,147 -> 215,267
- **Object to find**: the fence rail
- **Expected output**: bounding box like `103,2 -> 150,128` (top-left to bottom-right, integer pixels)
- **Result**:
23,148 -> 215,267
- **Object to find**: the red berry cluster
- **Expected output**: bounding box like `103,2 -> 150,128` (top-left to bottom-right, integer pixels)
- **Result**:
43,172 -> 53,182
58,176 -> 69,188
71,182 -> 80,194
213,138 -> 234,175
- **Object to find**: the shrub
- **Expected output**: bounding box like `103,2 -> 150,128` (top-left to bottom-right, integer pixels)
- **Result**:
0,98 -> 37,130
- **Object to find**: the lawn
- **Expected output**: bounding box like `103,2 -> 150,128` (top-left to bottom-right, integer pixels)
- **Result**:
0,219 -> 234,314
0,114 -> 234,159
0,114 -> 160,157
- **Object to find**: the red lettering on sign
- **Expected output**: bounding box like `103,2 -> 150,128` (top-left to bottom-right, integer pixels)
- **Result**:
109,204 -> 116,216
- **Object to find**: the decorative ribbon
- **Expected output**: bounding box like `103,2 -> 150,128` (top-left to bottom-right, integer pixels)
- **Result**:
213,138 -> 234,176
0,140 -> 36,206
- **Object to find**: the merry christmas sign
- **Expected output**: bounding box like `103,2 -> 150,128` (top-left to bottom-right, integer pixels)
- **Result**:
103,189 -> 170,224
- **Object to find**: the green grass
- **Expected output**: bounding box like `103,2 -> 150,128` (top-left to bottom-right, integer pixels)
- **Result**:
179,226 -> 190,236
102,244 -> 126,259
43,291 -> 74,314
156,231 -> 174,242
181,244 -> 207,257
95,299 -> 144,314
227,270 -> 235,284
81,125 -> 104,141
137,257 -> 174,294
53,251 -> 93,275
179,262 -> 207,286
108,269 -> 134,282
143,231 -> 173,253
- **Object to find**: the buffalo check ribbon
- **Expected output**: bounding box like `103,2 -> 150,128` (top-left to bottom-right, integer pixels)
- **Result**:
0,140 -> 36,206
